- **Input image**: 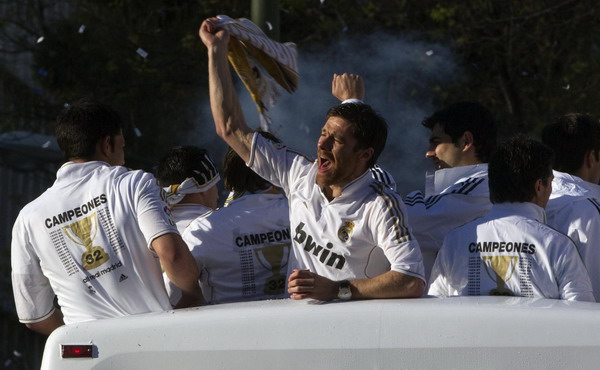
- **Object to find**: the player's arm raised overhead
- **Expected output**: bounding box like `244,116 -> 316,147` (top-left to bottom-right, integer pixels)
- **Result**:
332,73 -> 364,102
199,18 -> 253,163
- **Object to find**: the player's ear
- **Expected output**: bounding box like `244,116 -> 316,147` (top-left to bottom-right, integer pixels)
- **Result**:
360,147 -> 374,162
585,149 -> 599,168
462,131 -> 474,152
97,135 -> 112,157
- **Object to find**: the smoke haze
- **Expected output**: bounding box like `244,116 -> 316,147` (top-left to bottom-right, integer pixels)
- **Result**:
192,32 -> 460,195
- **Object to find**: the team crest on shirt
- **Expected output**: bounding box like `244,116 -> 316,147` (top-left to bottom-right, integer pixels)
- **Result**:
337,221 -> 355,242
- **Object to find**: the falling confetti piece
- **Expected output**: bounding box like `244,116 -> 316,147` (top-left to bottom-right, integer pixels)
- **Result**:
37,69 -> 48,77
4,359 -> 12,367
42,141 -> 51,148
320,0 -> 325,3
134,128 -> 142,137
64,103 -> 70,108
562,84 -> 570,90
266,21 -> 273,31
78,25 -> 86,34
136,48 -> 148,58
37,36 -> 44,43
521,71 -> 528,76
425,50 -> 434,56
13,350 -> 22,358
299,123 -> 310,135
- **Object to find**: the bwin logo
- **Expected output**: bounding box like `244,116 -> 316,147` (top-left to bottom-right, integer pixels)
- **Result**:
294,222 -> 345,269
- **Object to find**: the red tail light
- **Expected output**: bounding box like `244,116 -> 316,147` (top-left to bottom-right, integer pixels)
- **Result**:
61,344 -> 94,358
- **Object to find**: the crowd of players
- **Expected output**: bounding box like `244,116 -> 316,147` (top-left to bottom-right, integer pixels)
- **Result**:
10,18 -> 600,335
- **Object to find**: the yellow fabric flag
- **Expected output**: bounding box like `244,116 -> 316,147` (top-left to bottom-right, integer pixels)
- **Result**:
212,15 -> 299,130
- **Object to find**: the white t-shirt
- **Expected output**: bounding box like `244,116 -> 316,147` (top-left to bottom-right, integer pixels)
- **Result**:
170,203 -> 213,234
546,170 -> 600,301
404,164 -> 491,280
428,202 -> 594,301
248,134 -> 425,283
11,161 -> 177,325
175,190 -> 290,304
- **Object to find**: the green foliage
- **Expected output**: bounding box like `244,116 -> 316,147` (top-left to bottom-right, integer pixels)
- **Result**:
24,0 -> 250,168
2,0 -> 600,152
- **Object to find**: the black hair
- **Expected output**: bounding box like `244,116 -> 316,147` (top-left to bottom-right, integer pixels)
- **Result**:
541,113 -> 600,174
156,146 -> 219,187
326,103 -> 388,168
55,98 -> 123,161
489,135 -> 554,204
422,101 -> 497,163
223,131 -> 281,193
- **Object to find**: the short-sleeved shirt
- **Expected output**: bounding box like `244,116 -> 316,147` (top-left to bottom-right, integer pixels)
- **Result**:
546,170 -> 600,301
248,134 -> 425,282
170,203 -> 213,234
177,190 -> 291,304
428,202 -> 594,301
404,164 -> 491,280
11,161 -> 177,325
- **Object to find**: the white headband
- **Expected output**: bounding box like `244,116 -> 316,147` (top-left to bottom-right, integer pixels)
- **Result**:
164,175 -> 220,206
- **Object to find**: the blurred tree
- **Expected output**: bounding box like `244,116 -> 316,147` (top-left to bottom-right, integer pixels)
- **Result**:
279,0 -> 600,137
29,0 -> 249,167
2,0 -> 599,156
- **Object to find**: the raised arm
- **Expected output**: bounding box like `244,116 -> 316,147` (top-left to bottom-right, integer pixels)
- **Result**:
152,233 -> 204,308
199,18 -> 253,163
332,73 -> 364,102
287,269 -> 424,301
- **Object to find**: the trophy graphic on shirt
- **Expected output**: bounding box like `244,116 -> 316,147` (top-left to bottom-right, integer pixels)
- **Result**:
254,243 -> 290,295
63,213 -> 109,270
482,255 -> 518,296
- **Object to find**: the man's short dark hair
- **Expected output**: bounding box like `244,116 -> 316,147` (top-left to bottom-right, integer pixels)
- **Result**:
541,113 -> 600,174
326,103 -> 388,168
489,136 -> 554,204
422,101 -> 497,163
55,98 -> 123,161
156,146 -> 219,188
223,131 -> 281,194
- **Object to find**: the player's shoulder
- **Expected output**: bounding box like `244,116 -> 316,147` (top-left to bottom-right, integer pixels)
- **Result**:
443,175 -> 488,196
108,166 -> 159,190
524,215 -> 574,243
368,180 -> 402,201
16,186 -> 57,220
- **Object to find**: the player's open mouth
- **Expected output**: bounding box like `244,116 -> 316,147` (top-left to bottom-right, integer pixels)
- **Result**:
318,157 -> 332,173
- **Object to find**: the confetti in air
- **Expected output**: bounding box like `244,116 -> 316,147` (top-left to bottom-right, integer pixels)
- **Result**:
42,141 -> 51,149
266,21 -> 273,31
425,50 -> 434,56
136,48 -> 149,58
134,128 -> 143,137
36,36 -> 44,43
299,123 -> 310,135
64,103 -> 70,108
78,25 -> 86,34
562,84 -> 570,90
13,350 -> 22,358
